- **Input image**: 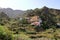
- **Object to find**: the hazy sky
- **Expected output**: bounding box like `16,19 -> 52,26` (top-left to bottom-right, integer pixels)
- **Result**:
0,0 -> 60,10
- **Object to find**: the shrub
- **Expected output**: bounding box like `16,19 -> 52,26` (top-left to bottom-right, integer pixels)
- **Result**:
0,25 -> 13,40
13,33 -> 33,40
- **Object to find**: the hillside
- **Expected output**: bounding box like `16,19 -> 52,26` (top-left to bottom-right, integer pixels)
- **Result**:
0,8 -> 25,18
25,6 -> 60,28
0,6 -> 60,40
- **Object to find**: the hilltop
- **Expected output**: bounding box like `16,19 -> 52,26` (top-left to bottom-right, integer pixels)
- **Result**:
0,8 -> 24,18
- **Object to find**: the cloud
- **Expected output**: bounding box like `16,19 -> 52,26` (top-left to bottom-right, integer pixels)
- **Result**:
0,0 -> 12,8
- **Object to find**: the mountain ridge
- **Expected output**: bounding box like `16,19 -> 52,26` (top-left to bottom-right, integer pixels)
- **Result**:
0,8 -> 25,18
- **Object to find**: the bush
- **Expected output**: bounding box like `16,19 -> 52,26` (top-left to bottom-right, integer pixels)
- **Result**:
13,33 -> 33,40
0,25 -> 13,40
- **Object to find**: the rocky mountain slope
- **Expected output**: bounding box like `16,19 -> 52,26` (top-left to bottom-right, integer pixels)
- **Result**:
0,8 -> 24,18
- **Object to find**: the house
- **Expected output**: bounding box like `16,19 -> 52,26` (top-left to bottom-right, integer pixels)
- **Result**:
57,23 -> 60,28
30,16 -> 39,22
19,17 -> 23,20
57,23 -> 60,26
27,16 -> 42,26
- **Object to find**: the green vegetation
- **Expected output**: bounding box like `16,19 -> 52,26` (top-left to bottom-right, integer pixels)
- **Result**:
0,7 -> 60,40
0,25 -> 13,40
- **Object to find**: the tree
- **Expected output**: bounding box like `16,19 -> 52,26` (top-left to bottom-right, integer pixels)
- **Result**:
0,12 -> 9,25
0,25 -> 13,40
